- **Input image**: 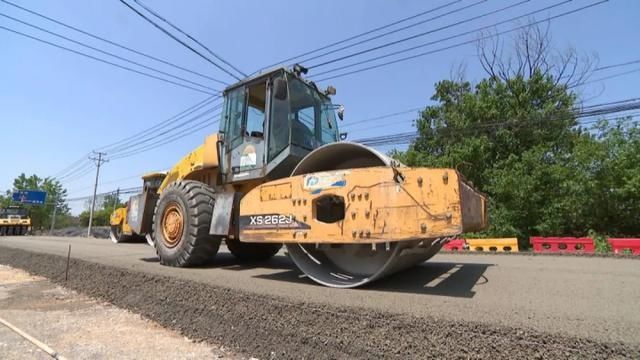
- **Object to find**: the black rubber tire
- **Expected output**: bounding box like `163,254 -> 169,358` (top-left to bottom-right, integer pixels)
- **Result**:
0,227 -> 6,236
226,239 -> 282,262
9,226 -> 16,236
152,180 -> 221,267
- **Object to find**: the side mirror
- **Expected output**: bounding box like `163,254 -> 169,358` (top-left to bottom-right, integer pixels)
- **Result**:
274,78 -> 288,100
337,105 -> 345,121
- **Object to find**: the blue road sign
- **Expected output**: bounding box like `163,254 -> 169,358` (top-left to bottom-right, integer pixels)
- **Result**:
12,190 -> 47,205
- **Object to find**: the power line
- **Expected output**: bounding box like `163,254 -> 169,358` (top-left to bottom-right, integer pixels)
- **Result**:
341,107 -> 423,129
0,12 -> 220,93
0,25 -> 217,95
259,0 -> 464,71
298,0 -> 490,65
0,0 -> 229,86
51,154 -> 90,179
108,115 -> 221,160
354,97 -> 640,146
97,95 -> 221,154
54,162 -> 96,183
594,58 -> 640,72
313,0 -> 607,82
131,0 -> 246,78
104,102 -> 223,158
307,0 -> 532,70
311,0 -> 573,78
580,67 -> 640,86
119,0 -> 243,81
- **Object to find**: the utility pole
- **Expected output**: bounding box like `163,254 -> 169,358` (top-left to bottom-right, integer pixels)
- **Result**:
113,188 -> 120,213
87,151 -> 108,238
50,202 -> 57,233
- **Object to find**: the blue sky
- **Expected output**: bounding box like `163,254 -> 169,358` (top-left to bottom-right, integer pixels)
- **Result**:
1,0 -> 638,214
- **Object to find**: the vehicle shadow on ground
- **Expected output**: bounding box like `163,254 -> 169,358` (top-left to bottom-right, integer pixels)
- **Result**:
139,251 -> 492,298
254,259 -> 493,298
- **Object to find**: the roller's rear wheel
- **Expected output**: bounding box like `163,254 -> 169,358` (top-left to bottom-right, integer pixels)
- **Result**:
0,227 -> 6,236
286,241 -> 443,288
226,239 -> 282,261
152,180 -> 221,267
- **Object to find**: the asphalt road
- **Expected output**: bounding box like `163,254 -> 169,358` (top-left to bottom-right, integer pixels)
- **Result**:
1,235 -> 639,346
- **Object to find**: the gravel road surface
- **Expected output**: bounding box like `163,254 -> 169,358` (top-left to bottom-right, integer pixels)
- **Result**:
0,235 -> 638,359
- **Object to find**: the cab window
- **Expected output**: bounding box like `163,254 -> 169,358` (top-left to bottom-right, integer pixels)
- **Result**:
246,81 -> 266,138
223,87 -> 245,149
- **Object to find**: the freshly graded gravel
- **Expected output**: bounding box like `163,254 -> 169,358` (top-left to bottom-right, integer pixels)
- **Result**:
0,246 -> 637,359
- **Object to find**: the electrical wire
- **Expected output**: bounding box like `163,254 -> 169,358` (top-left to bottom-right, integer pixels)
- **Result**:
307,0 -> 533,70
97,95 -> 221,153
119,0 -> 243,81
0,12 -> 220,93
313,0 -> 608,82
0,25 -> 217,95
0,0 -> 229,86
594,58 -> 640,72
258,0 -> 464,71
297,0 -> 490,65
131,0 -> 246,78
108,116 -> 220,160
354,97 -> 640,146
104,103 -> 223,157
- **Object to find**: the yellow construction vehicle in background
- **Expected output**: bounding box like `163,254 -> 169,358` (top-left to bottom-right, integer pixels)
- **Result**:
118,65 -> 488,288
0,206 -> 31,236
109,172 -> 166,244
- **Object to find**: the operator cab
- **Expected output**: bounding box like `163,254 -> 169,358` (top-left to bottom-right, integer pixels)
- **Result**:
0,206 -> 29,220
141,172 -> 166,192
218,67 -> 340,183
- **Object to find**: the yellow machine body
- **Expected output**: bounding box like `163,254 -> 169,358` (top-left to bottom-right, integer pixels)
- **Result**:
239,167 -> 486,244
0,207 -> 31,236
109,206 -> 132,235
158,134 -> 220,193
110,66 -> 489,287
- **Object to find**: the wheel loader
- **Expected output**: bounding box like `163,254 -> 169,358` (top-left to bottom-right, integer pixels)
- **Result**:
0,206 -> 31,236
123,65 -> 488,288
109,172 -> 166,244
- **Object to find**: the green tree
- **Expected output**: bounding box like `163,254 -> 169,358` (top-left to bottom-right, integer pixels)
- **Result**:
78,192 -> 123,227
396,72 -> 582,244
3,174 -> 70,230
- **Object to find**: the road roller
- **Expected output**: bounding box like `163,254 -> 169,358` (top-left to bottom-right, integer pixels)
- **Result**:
0,206 -> 31,236
124,65 -> 488,288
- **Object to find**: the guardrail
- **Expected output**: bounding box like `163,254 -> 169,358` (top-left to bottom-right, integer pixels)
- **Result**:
529,237 -> 594,253
608,238 -> 640,255
466,238 -> 519,252
442,239 -> 466,251
441,236 -> 639,256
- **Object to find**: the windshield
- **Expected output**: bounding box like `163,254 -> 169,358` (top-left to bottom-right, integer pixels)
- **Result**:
0,208 -> 28,218
288,76 -> 339,150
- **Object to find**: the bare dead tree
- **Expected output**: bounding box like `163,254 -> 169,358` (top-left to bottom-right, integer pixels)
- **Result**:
477,19 -> 598,89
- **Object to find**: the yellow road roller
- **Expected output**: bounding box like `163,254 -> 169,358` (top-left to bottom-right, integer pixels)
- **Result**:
123,65 -> 488,288
0,206 -> 31,236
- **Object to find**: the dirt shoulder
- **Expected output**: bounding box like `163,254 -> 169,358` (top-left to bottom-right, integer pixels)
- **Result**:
0,264 -> 234,359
